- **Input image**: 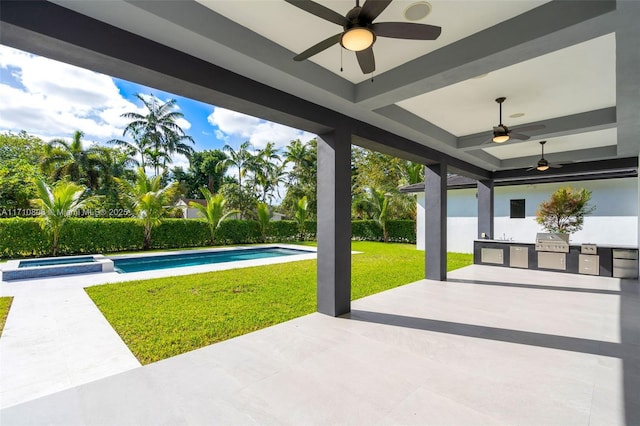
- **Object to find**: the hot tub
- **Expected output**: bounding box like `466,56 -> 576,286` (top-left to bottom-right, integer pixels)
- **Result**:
2,254 -> 114,281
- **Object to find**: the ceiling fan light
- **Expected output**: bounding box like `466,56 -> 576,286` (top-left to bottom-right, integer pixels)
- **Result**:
492,134 -> 510,143
341,27 -> 375,51
537,164 -> 550,171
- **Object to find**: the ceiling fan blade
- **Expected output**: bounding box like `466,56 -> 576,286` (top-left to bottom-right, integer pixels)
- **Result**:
371,22 -> 442,40
284,0 -> 348,26
509,132 -> 530,141
550,163 -> 563,168
360,0 -> 392,22
293,33 -> 342,61
511,124 -> 545,133
356,46 -> 376,74
526,166 -> 536,172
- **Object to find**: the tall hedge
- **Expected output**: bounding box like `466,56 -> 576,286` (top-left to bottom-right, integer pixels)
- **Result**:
0,217 -> 48,258
0,218 -> 415,258
60,219 -> 143,254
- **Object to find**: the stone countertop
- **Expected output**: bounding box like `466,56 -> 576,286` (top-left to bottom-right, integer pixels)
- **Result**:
474,240 -> 638,250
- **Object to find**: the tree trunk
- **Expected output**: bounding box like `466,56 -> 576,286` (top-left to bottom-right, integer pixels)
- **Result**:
143,226 -> 152,250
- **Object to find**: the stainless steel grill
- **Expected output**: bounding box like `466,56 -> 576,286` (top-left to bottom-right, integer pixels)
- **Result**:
535,233 -> 569,253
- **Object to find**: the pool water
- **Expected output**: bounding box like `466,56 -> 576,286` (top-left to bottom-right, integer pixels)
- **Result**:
112,247 -> 311,273
19,256 -> 96,268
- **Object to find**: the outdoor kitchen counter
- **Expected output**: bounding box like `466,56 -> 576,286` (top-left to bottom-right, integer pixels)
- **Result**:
473,240 -> 639,278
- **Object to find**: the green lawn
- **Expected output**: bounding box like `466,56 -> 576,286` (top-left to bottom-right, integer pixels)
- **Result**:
86,242 -> 472,364
0,297 -> 13,336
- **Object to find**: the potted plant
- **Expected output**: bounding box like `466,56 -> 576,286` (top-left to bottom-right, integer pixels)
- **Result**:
536,187 -> 595,238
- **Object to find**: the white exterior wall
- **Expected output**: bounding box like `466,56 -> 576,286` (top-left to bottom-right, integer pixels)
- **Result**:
416,177 -> 638,253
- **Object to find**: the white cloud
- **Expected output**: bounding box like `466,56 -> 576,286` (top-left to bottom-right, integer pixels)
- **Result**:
0,45 -> 144,143
207,107 -> 315,150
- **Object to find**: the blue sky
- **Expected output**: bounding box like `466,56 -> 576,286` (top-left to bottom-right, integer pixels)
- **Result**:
0,44 -> 315,169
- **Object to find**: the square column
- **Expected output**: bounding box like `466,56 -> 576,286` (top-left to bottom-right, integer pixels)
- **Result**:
317,129 -> 351,316
477,180 -> 494,239
425,163 -> 447,281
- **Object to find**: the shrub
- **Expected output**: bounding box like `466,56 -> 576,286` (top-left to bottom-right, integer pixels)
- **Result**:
215,220 -> 261,245
385,220 -> 416,243
0,217 -> 48,258
351,220 -> 415,243
536,187 -> 595,235
268,220 -> 299,241
351,220 -> 383,241
0,217 -> 417,259
59,218 -> 143,254
152,219 -> 211,249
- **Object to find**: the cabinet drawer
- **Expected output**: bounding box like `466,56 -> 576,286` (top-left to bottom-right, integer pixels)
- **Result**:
579,254 -> 599,275
538,252 -> 566,270
613,258 -> 638,278
481,248 -> 504,265
612,249 -> 638,260
510,246 -> 529,268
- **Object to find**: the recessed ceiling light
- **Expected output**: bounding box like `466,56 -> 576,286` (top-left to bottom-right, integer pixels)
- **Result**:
510,112 -> 525,118
404,2 -> 432,21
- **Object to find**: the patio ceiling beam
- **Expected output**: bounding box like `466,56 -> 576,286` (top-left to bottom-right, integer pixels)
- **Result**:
457,107 -> 617,152
492,157 -> 638,180
498,146 -> 618,170
354,1 -> 617,110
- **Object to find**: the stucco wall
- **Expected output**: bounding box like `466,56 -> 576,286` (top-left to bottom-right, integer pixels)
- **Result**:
416,177 -> 638,253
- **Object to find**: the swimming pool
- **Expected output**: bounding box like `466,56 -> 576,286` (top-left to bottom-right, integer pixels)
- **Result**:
112,247 -> 312,273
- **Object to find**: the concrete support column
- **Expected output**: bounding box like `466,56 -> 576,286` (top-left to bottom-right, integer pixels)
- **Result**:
317,129 -> 351,316
477,180 -> 494,239
425,163 -> 447,281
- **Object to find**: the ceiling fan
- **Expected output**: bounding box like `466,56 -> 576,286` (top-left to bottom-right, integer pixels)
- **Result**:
284,0 -> 442,74
491,97 -> 545,143
527,141 -> 563,171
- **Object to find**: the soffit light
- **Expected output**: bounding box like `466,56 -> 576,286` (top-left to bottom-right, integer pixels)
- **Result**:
341,27 -> 375,51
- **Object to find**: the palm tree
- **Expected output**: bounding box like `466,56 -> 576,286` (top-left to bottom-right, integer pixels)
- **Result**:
115,94 -> 194,175
108,127 -> 149,170
251,142 -> 283,203
294,196 -> 308,240
365,187 -> 391,242
145,148 -> 172,176
256,202 -> 272,242
33,179 -> 90,256
117,168 -> 172,250
216,141 -> 253,217
283,139 -> 311,185
400,161 -> 424,185
91,146 -> 137,209
189,188 -> 239,245
41,130 -> 102,189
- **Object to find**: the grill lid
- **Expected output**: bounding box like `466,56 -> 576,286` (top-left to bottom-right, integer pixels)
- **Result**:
535,233 -> 569,253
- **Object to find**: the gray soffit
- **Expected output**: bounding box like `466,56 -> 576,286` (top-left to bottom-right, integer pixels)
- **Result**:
0,0 -> 638,179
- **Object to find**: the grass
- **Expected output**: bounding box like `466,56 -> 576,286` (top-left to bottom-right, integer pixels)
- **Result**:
0,297 -> 13,336
86,242 -> 472,364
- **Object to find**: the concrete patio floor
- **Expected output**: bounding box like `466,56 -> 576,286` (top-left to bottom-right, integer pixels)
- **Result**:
1,264 -> 639,425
